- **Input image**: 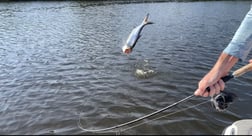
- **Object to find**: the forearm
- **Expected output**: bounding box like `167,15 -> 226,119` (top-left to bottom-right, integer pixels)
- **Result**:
194,53 -> 238,97
195,6 -> 252,97
211,52 -> 239,78
200,52 -> 238,88
223,6 -> 252,61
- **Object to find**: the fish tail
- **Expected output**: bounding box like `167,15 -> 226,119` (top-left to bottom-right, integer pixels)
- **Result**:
143,13 -> 154,25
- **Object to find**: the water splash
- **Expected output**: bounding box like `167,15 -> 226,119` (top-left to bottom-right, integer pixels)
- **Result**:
134,59 -> 156,79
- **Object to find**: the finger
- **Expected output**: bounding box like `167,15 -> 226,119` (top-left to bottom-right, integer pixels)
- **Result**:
194,88 -> 205,96
203,86 -> 213,97
209,85 -> 216,97
214,82 -> 221,95
202,91 -> 209,97
249,59 -> 252,63
219,79 -> 225,91
194,89 -> 201,96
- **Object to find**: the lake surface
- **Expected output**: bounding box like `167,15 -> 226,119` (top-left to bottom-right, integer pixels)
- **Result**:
0,0 -> 251,135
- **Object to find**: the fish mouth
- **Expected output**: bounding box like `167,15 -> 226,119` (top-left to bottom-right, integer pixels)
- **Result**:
122,45 -> 132,54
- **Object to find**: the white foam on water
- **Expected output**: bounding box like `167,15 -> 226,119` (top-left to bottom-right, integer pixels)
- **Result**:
134,59 -> 156,79
135,68 -> 156,78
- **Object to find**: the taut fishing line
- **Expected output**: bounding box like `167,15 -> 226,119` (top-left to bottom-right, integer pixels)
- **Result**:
77,95 -> 209,134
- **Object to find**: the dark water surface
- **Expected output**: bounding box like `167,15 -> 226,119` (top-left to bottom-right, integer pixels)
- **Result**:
0,1 -> 251,135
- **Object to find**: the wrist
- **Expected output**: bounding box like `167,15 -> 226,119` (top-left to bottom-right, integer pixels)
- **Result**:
213,52 -> 239,77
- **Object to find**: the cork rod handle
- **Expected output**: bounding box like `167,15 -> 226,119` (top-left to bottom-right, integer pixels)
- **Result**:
233,63 -> 252,78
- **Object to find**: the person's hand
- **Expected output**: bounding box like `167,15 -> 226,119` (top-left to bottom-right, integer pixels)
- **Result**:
194,68 -> 225,97
194,53 -> 239,97
194,57 -> 249,97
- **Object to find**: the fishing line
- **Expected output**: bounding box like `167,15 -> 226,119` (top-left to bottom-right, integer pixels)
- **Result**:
78,94 -> 196,133
119,99 -> 210,134
78,98 -> 209,134
78,63 -> 252,134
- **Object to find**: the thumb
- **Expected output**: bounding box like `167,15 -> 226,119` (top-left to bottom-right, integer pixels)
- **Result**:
194,88 -> 203,96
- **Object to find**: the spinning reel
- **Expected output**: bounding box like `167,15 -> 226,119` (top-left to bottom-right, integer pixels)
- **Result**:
211,91 -> 237,111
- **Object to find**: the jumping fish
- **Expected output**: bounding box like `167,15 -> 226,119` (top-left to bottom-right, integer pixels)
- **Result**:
122,13 -> 154,54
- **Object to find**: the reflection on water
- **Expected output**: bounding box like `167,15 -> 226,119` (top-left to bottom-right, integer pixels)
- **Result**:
0,1 -> 251,135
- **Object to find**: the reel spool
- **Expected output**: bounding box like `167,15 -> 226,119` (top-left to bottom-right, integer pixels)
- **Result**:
211,91 -> 238,111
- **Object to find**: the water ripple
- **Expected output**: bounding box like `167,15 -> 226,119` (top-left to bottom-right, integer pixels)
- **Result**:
0,1 -> 251,135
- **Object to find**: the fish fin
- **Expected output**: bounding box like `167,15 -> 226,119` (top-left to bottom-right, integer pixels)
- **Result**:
146,21 -> 154,25
143,13 -> 154,25
143,13 -> 150,22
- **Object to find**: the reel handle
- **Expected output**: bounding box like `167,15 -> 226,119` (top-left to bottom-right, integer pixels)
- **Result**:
206,63 -> 252,92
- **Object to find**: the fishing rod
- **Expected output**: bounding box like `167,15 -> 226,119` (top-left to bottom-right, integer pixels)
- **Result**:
78,63 -> 252,133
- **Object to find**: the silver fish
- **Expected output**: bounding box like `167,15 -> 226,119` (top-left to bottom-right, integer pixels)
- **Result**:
122,13 -> 154,54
